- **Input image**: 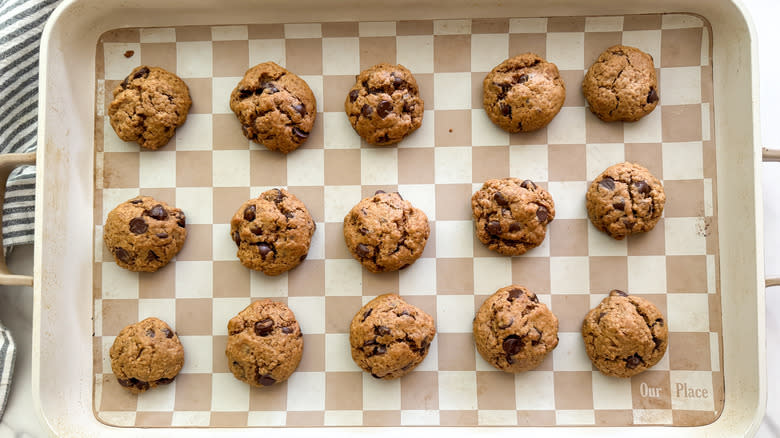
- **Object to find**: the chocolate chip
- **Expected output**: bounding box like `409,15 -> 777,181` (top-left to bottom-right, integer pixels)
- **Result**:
273,189 -> 284,203
623,218 -> 635,230
148,204 -> 167,221
129,217 -> 148,234
254,318 -> 274,337
529,292 -> 539,302
244,205 -> 256,221
500,103 -> 512,117
362,308 -> 373,322
233,231 -> 241,246
655,318 -> 664,327
520,180 -> 536,190
361,104 -> 373,118
626,354 -> 642,369
356,243 -> 371,258
486,221 -> 502,235
374,345 -> 387,355
613,290 -> 628,297
502,335 -> 523,355
258,374 -> 276,386
118,378 -> 149,391
251,226 -> 263,236
239,88 -> 252,99
509,222 -> 523,232
363,339 -> 377,347
399,310 -> 411,317
518,74 -> 529,84
349,89 -> 359,102
292,127 -> 309,139
507,288 -> 522,301
257,243 -> 272,258
156,232 -> 168,239
403,100 -> 413,113
130,199 -> 143,204
377,100 -> 393,118
599,177 -> 615,191
613,199 -> 625,211
146,251 -> 159,262
146,329 -> 155,337
494,191 -> 509,206
114,247 -> 130,263
123,50 -> 134,58
161,327 -> 173,338
299,253 -> 307,262
375,190 -> 386,195
536,205 -> 549,223
261,82 -> 279,94
133,66 -> 150,79
392,74 -> 404,88
282,326 -> 294,334
634,180 -> 651,195
375,325 -> 391,336
506,354 -> 515,364
293,104 -> 307,117
647,88 -> 659,104
156,377 -> 174,385
178,216 -> 186,228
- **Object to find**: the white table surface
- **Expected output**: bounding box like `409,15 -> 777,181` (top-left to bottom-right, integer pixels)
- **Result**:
2,1 -> 780,436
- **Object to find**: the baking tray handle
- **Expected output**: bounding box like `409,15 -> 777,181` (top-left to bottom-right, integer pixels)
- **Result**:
763,148 -> 780,287
0,152 -> 35,287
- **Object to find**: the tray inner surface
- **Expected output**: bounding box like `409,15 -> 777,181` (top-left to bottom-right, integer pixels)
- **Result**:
92,14 -> 722,428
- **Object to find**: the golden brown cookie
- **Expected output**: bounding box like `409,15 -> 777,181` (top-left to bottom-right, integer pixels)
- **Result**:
345,63 -> 424,145
582,290 -> 668,378
108,65 -> 191,150
349,294 -> 436,379
586,162 -> 665,240
110,317 -> 184,393
103,196 -> 187,272
343,190 -> 429,273
473,285 -> 558,372
230,62 -> 317,153
582,45 -> 659,122
471,178 -> 555,256
230,188 -> 315,276
482,53 -> 566,133
226,299 -> 303,387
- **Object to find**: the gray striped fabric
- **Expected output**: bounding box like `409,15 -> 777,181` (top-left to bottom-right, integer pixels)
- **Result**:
1,0 -> 62,247
0,322 -> 15,422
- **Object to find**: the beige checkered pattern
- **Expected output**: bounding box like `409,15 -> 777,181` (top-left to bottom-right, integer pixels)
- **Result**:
92,14 -> 723,428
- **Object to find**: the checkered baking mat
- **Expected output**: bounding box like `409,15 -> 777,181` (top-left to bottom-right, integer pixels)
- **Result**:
92,14 -> 722,428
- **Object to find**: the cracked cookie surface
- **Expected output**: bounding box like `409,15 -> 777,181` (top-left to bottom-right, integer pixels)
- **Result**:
110,317 -> 184,393
343,191 -> 429,273
349,294 -> 436,379
582,45 -> 659,122
473,285 -> 559,373
471,178 -> 555,256
230,62 -> 317,153
103,196 -> 187,272
482,53 -> 566,133
230,188 -> 315,276
226,299 -> 303,387
586,162 -> 665,240
345,63 -> 424,145
108,65 -> 191,150
582,290 -> 668,378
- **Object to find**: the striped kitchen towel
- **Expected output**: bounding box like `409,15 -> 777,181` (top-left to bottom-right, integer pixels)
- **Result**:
0,322 -> 15,421
1,0 -> 62,247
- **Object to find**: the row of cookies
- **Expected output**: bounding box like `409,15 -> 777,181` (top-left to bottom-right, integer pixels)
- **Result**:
107,44 -> 658,154
110,286 -> 667,393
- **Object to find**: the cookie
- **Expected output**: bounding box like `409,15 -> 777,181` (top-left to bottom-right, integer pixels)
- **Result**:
103,196 -> 187,272
586,162 -> 665,240
110,317 -> 184,393
473,285 -> 558,372
343,191 -> 429,273
471,178 -> 555,256
230,188 -> 315,276
482,53 -> 566,133
226,299 -> 303,387
349,294 -> 436,379
230,62 -> 317,153
582,290 -> 668,378
108,65 -> 191,150
345,63 -> 424,145
582,45 -> 659,122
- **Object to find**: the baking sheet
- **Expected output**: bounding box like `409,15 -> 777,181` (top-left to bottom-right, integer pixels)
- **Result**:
91,14 -> 723,427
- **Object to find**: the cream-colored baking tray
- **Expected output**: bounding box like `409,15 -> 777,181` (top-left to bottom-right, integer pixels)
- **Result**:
4,0 -> 765,435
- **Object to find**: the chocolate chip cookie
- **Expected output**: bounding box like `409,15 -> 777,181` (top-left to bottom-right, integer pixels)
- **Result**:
108,65 -> 192,150
350,294 -> 436,379
483,53 -> 566,133
226,299 -> 303,387
230,62 -> 317,153
230,188 -> 315,276
582,290 -> 668,378
103,196 -> 187,272
110,317 -> 184,393
345,63 -> 424,145
586,162 -> 665,240
473,285 -> 558,373
583,45 -> 659,122
343,191 -> 429,273
471,178 -> 555,256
